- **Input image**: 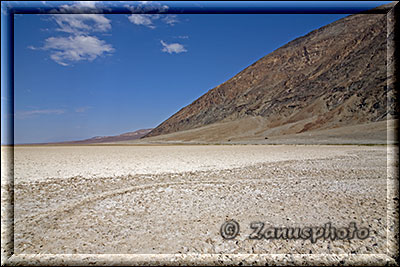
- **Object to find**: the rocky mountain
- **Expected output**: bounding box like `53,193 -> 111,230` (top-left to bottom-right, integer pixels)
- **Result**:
144,5 -> 397,141
62,128 -> 153,144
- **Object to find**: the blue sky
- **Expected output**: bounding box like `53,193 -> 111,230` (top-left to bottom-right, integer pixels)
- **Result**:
4,1 -> 391,144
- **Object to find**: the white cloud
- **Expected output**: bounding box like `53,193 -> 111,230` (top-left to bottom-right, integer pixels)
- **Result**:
126,1 -> 168,13
127,14 -> 179,28
26,1 -> 116,67
76,1 -> 98,8
41,35 -> 114,66
128,14 -> 157,29
55,1 -> 102,13
29,11 -> 114,66
52,14 -> 111,34
16,109 -> 66,119
126,2 -> 175,28
160,40 -> 187,54
162,15 -> 179,26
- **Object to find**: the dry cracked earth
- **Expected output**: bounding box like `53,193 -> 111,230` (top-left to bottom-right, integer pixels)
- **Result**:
4,145 -> 397,255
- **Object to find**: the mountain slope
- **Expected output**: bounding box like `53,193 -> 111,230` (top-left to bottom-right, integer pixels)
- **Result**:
145,10 -> 396,140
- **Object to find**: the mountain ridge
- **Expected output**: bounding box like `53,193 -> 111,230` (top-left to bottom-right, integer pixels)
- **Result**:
144,7 -> 396,141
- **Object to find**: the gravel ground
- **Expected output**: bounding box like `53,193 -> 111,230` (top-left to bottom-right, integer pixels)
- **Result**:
9,145 -> 396,255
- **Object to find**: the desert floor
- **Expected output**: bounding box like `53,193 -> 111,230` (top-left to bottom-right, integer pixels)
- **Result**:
5,145 -> 397,254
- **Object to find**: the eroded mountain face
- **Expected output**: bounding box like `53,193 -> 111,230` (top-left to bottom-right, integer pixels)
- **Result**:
146,12 -> 394,138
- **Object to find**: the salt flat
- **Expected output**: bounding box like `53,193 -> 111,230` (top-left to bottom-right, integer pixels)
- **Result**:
13,144 -> 387,183
4,145 -> 397,255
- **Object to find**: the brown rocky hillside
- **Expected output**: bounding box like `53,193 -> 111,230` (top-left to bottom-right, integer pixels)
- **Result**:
145,7 -> 397,140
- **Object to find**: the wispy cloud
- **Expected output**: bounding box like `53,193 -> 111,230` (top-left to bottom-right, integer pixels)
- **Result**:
16,109 -> 66,119
29,2 -> 114,66
128,14 -> 177,29
52,14 -> 111,34
176,35 -> 189,39
126,2 -> 178,29
75,106 -> 91,113
29,1 -> 115,66
125,1 -> 168,14
55,1 -> 103,13
128,14 -> 158,29
162,15 -> 179,26
34,35 -> 114,66
75,1 -> 98,9
160,40 -> 187,54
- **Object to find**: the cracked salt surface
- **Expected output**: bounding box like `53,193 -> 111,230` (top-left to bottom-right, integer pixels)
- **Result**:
7,145 -> 397,256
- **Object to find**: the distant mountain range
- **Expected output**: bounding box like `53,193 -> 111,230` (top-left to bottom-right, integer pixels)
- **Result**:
143,3 -> 397,142
58,128 -> 153,144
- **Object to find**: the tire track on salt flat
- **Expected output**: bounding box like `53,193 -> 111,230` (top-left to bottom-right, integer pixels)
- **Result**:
16,179 -> 238,225
16,167 -> 385,226
15,151 -> 387,225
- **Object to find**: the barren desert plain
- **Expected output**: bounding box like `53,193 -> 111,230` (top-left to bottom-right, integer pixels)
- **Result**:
2,142 -> 397,255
